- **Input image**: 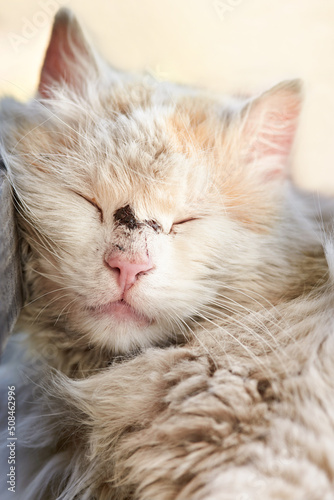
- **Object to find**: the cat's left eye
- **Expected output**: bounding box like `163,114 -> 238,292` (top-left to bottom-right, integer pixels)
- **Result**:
169,218 -> 198,234
174,218 -> 198,226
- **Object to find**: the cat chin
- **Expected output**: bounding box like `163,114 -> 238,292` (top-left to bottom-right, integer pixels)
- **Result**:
72,307 -> 170,353
88,299 -> 152,327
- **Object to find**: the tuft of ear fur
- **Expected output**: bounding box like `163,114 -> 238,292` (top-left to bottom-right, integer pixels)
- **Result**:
240,79 -> 302,181
38,8 -> 98,98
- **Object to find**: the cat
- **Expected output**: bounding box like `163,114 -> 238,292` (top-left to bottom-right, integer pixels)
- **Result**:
22,284 -> 334,500
0,9 -> 328,373
1,7 -> 334,500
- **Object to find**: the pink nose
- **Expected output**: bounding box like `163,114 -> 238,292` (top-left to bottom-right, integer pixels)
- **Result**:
106,253 -> 153,292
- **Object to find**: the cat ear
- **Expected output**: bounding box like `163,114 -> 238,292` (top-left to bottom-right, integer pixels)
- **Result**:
240,80 -> 302,180
38,8 -> 98,98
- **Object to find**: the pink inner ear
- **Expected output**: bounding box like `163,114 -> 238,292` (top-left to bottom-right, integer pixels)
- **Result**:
242,81 -> 302,178
38,10 -> 95,98
39,24 -> 69,97
249,109 -> 299,158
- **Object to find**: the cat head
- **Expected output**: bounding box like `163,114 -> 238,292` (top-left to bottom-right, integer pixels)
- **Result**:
1,9 -> 307,355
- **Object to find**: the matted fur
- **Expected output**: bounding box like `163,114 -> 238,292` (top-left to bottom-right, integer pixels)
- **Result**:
1,8 -> 334,500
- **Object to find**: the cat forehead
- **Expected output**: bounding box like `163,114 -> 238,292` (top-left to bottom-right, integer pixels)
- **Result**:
103,105 -> 211,198
8,79 -> 235,210
76,85 -> 227,177
97,84 -> 231,169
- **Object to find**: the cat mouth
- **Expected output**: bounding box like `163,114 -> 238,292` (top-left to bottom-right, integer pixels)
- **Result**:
89,299 -> 152,326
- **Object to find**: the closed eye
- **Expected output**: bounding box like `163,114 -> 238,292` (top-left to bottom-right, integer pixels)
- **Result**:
170,218 -> 198,234
173,218 -> 198,225
72,191 -> 104,223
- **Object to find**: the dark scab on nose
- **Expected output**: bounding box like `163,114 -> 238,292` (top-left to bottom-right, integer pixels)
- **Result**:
114,204 -> 162,233
114,205 -> 139,230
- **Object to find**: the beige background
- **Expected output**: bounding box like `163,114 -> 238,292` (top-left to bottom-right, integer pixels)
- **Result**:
0,0 -> 334,192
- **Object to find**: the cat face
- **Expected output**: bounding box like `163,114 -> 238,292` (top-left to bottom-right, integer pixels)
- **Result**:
1,9 -> 302,353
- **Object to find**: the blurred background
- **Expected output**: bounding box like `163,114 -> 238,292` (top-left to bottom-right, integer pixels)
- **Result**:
0,0 -> 333,191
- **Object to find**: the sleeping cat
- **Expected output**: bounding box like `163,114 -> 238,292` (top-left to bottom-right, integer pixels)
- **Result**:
1,7 -> 334,500
0,9 -> 327,373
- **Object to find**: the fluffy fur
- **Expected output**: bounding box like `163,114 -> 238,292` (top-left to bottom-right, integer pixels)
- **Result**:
6,266 -> 334,499
0,10 -> 328,373
1,8 -> 334,500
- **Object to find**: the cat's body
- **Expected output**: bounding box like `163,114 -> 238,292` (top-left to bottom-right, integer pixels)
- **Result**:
1,8 -> 334,500
4,270 -> 334,499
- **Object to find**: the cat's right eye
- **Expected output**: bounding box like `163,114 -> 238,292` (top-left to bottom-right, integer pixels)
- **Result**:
73,191 -> 104,223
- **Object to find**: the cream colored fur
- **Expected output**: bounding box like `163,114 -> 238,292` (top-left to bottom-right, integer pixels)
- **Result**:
1,8 -> 334,500
6,268 -> 334,499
